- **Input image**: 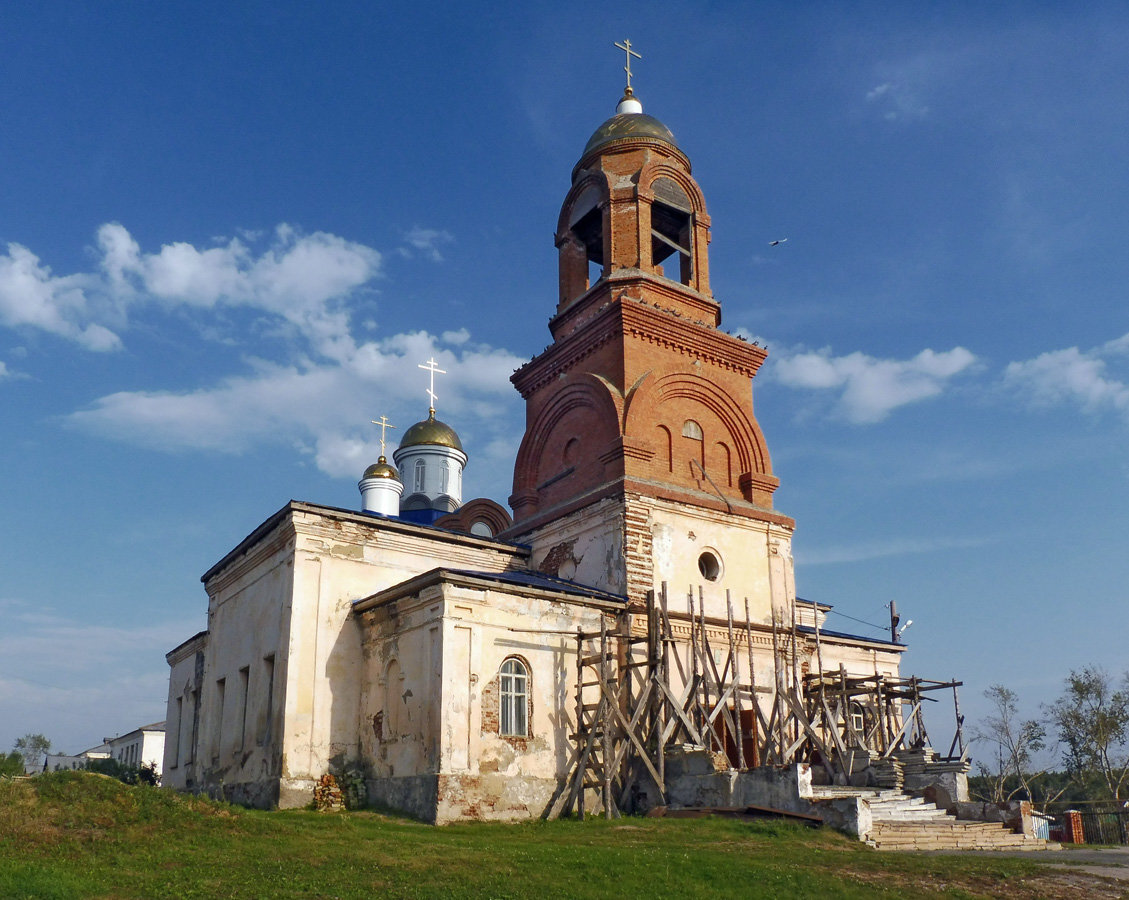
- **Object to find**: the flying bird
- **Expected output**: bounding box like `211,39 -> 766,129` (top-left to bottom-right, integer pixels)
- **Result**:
769,238 -> 788,246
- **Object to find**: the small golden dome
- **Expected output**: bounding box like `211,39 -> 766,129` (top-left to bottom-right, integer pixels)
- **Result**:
399,411 -> 464,452
362,456 -> 400,480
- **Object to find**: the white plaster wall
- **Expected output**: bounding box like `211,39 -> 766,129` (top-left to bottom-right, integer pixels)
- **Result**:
196,527 -> 294,802
141,731 -> 166,773
523,497 -> 628,595
647,497 -> 794,625
358,579 -> 614,820
357,589 -> 443,780
185,503 -> 529,806
443,585 -> 606,782
283,511 -> 528,791
163,637 -> 206,791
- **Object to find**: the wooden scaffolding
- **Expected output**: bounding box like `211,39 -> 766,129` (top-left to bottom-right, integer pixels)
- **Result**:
547,581 -> 966,819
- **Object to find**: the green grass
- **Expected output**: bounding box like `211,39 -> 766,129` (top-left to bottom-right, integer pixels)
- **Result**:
0,771 -> 1116,899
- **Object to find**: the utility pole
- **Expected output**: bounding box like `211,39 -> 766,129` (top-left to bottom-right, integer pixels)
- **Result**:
890,601 -> 900,644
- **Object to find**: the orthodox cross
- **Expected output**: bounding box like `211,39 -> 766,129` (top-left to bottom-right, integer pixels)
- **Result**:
614,39 -> 641,90
370,415 -> 396,457
418,357 -> 447,414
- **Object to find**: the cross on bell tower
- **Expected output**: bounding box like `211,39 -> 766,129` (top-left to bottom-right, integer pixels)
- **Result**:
613,38 -> 641,92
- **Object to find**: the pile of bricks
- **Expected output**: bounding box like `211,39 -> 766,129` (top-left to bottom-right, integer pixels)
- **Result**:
313,774 -> 345,812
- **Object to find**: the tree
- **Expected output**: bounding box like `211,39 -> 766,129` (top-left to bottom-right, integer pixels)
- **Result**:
1046,666 -> 1129,802
0,750 -> 25,776
13,733 -> 51,772
972,684 -> 1050,805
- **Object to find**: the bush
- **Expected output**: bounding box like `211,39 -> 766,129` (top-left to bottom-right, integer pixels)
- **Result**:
84,757 -> 160,787
0,751 -> 24,777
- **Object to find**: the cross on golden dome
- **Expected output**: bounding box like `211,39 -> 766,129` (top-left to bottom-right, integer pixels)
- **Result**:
370,415 -> 396,456
614,39 -> 641,91
418,357 -> 447,414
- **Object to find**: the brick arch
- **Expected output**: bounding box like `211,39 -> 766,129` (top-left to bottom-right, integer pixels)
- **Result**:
555,170 -> 611,238
638,159 -> 709,218
510,373 -> 624,515
433,498 -> 513,537
555,171 -> 614,308
623,370 -> 773,498
637,159 -> 712,295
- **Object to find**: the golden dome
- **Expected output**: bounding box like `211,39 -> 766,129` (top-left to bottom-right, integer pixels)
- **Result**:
362,456 -> 400,480
582,111 -> 679,158
399,411 -> 464,452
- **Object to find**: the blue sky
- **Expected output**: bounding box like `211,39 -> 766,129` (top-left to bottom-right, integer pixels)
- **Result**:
2,2 -> 1126,761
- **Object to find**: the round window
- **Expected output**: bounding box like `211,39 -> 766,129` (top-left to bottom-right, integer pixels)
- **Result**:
698,551 -> 721,581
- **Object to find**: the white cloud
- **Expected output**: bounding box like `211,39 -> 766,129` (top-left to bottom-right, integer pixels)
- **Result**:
771,345 -> 977,423
865,80 -> 929,121
1003,333 -> 1129,416
863,49 -> 955,122
0,604 -> 198,752
99,222 -> 381,359
0,242 -> 122,350
399,226 -> 454,262
1,224 -> 382,359
66,330 -> 526,493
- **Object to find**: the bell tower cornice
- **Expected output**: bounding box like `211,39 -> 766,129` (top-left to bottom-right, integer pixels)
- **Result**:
513,280 -> 767,400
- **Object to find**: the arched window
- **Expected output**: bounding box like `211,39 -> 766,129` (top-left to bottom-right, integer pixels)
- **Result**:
499,658 -> 528,737
440,460 -> 450,493
682,419 -> 703,440
413,459 -> 425,493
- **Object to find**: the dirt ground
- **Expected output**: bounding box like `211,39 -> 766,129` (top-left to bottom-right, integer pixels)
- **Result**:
914,846 -> 1129,899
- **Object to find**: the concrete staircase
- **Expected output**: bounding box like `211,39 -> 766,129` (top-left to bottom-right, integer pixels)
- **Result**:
811,786 -> 1060,852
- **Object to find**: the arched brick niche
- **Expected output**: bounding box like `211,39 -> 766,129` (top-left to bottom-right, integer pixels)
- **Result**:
623,370 -> 776,506
510,373 -> 625,519
433,498 -> 513,538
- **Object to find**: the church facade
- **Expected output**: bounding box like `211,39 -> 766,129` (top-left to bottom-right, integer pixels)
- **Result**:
163,83 -> 907,822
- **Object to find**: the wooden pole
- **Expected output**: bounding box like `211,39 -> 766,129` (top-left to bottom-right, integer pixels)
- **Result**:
771,606 -> 784,761
813,602 -> 825,754
727,590 -> 745,770
698,585 -> 710,748
658,582 -> 669,785
600,616 -> 612,818
744,597 -> 759,767
575,626 -> 585,821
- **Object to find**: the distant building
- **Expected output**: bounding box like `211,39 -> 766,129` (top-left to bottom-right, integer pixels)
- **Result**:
103,723 -> 165,774
41,722 -> 164,775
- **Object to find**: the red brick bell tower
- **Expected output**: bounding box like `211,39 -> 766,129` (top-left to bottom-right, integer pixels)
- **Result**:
503,85 -> 792,604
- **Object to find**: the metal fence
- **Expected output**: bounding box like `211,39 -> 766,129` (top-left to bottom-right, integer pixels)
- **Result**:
1078,809 -> 1129,846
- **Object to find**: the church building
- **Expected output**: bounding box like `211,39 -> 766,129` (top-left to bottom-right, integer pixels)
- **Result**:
163,72 -> 925,823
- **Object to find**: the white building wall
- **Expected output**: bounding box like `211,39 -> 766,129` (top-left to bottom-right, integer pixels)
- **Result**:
177,501 -> 529,808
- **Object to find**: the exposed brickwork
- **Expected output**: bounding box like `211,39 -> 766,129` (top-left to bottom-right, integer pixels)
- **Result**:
1064,810 -> 1085,844
622,495 -> 654,605
537,540 -> 576,578
508,127 -> 783,532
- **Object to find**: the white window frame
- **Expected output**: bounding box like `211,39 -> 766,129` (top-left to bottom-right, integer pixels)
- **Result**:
499,658 -> 528,737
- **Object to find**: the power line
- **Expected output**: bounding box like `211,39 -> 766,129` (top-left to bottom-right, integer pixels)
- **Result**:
825,609 -> 887,633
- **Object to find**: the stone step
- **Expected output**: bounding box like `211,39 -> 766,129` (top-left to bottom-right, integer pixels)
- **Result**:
867,820 -> 1059,852
810,785 -> 1061,851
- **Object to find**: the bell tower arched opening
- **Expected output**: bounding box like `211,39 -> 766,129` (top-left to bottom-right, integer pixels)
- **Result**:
650,177 -> 693,285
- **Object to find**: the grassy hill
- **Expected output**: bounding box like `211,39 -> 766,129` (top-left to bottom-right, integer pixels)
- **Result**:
0,771 -> 1120,899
